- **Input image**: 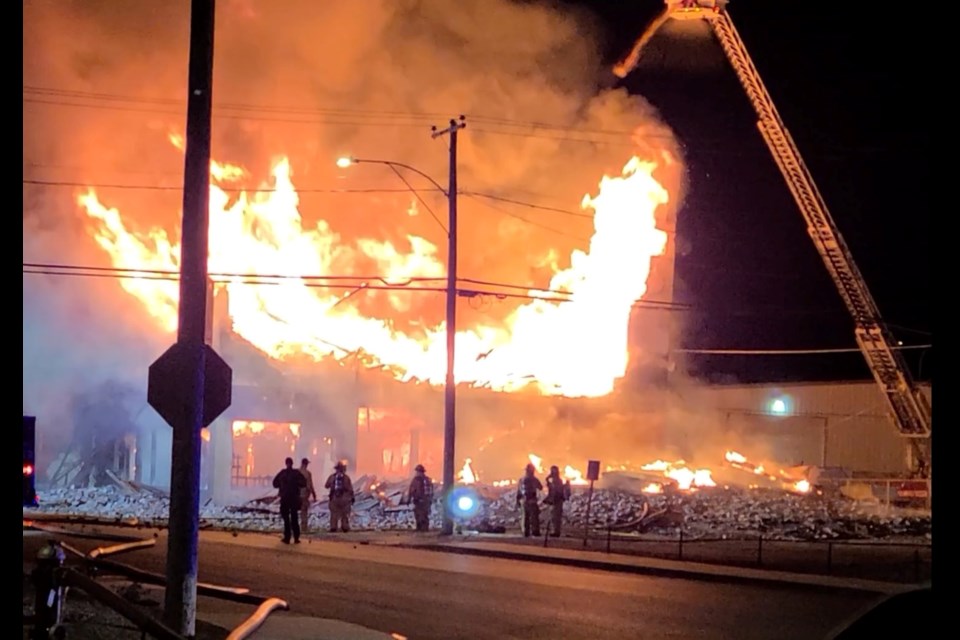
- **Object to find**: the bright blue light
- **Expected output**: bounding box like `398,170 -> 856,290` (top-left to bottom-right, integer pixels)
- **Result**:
767,395 -> 792,416
448,486 -> 481,519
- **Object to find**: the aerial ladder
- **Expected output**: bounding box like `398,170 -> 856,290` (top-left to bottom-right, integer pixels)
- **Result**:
616,0 -> 931,475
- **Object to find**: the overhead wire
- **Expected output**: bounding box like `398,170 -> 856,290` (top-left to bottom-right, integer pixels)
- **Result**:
22,178 -> 430,195
384,164 -> 447,234
676,345 -> 931,356
24,85 -> 905,159
26,264 -> 925,355
462,193 -> 586,240
23,178 -> 591,224
22,262 -> 690,310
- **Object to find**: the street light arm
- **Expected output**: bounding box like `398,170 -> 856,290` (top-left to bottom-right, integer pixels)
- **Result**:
351,158 -> 448,195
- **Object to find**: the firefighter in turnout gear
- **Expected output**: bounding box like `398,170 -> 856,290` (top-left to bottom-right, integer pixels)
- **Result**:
516,463 -> 543,537
324,461 -> 354,532
404,464 -> 434,531
544,465 -> 571,537
298,458 -> 317,534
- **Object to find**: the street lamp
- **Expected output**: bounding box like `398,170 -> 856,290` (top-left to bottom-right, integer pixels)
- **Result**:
336,121 -> 465,535
335,156 -> 447,194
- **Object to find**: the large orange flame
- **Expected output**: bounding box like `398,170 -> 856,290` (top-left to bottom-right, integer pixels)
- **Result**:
458,458 -> 478,484
79,140 -> 669,397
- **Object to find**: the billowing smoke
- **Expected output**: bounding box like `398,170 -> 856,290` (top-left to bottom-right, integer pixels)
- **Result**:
24,0 -> 695,473
43,380 -> 142,487
443,372 -> 787,486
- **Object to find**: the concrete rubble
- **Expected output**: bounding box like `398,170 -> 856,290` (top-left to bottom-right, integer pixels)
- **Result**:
29,474 -> 931,542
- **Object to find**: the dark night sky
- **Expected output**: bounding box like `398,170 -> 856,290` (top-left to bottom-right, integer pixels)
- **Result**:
566,0 -> 931,384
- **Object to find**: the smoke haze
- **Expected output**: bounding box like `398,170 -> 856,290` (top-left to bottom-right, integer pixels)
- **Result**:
23,0 -> 691,467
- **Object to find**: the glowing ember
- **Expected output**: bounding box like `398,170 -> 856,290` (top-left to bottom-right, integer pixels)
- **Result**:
231,420 -> 301,439
528,453 -> 544,473
724,450 -> 814,493
724,450 -> 747,464
639,458 -> 714,490
80,141 -> 670,398
458,458 -> 477,484
563,465 -> 589,486
640,459 -> 674,472
724,450 -> 766,475
641,482 -> 662,494
665,467 -> 715,490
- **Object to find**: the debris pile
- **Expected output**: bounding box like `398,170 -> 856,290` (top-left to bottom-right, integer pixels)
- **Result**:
29,476 -> 931,542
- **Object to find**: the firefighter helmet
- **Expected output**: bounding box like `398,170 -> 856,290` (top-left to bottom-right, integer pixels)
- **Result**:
415,464 -> 426,473
335,460 -> 347,471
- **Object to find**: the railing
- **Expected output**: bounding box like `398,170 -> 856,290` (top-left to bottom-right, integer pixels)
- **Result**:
231,475 -> 274,488
24,523 -> 290,639
537,525 -> 931,584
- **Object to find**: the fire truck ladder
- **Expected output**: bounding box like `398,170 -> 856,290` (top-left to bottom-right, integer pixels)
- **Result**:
620,1 -> 931,470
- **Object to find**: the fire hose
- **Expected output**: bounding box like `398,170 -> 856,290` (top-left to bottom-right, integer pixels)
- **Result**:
26,528 -> 289,638
225,597 -> 290,640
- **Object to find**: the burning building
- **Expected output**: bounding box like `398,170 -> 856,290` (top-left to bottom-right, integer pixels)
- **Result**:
22,0 -> 928,508
48,141 -> 928,505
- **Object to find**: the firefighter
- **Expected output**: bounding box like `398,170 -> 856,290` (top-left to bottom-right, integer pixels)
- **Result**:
324,461 -> 354,532
272,457 -> 306,544
298,458 -> 317,534
544,465 -> 571,537
516,463 -> 543,537
404,464 -> 434,532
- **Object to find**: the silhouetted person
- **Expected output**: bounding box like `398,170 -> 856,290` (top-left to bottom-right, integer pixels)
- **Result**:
298,458 -> 317,534
273,457 -> 306,544
544,465 -> 571,537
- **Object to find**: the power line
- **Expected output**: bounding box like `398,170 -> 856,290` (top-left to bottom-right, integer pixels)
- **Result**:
22,263 -> 688,310
22,178 -> 434,195
463,193 -> 586,239
23,268 -> 448,293
457,277 -> 685,309
886,323 -> 932,337
25,261 -> 928,355
23,86 -> 448,120
675,345 -> 932,356
25,86 -> 902,156
464,192 -> 591,219
22,262 -> 445,287
23,97 -> 440,129
22,86 -> 645,137
384,164 -> 447,234
23,178 -> 592,223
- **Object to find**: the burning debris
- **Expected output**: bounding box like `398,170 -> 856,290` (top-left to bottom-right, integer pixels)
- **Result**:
30,472 -> 930,542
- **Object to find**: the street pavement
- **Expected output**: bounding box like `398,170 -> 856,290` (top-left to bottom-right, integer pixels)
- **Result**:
24,528 -> 884,640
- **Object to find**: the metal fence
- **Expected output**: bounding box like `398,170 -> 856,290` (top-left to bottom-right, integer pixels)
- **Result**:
538,527 -> 931,584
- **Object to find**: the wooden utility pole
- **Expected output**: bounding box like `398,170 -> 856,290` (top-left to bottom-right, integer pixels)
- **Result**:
431,116 -> 466,535
163,0 -> 216,634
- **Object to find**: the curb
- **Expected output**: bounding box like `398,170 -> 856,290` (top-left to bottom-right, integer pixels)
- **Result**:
396,542 -> 909,596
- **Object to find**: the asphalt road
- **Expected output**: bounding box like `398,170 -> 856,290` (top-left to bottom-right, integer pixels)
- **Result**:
25,530 -> 879,640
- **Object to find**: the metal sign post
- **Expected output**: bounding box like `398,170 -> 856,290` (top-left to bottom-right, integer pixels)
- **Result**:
583,460 -> 600,548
